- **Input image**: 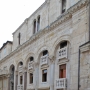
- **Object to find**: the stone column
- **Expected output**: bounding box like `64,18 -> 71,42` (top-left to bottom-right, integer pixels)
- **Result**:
50,56 -> 55,90
35,63 -> 39,90
7,75 -> 10,90
15,71 -> 18,90
24,72 -> 27,90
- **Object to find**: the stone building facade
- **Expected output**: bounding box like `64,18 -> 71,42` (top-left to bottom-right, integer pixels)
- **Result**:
0,0 -> 90,90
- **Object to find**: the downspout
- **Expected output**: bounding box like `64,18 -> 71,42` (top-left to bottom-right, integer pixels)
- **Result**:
78,1 -> 90,90
78,48 -> 80,90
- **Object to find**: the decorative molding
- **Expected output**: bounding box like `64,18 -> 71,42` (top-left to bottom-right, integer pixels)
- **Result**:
57,59 -> 69,65
41,64 -> 49,69
80,43 -> 90,53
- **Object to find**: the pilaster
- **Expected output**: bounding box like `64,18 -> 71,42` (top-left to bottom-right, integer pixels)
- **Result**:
49,55 -> 55,90
15,71 -> 18,90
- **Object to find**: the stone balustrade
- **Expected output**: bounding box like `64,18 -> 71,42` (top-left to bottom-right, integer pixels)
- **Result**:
58,47 -> 67,60
40,54 -> 48,66
17,85 -> 23,90
28,62 -> 33,70
56,78 -> 67,89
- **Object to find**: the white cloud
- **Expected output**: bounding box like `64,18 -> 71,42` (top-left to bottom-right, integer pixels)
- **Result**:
0,0 -> 45,48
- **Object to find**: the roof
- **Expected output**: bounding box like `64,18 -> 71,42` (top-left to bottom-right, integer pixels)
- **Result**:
0,41 -> 12,51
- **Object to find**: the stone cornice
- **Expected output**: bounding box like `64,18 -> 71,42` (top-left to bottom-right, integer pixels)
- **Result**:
80,42 -> 90,53
0,0 -> 89,64
68,0 -> 89,13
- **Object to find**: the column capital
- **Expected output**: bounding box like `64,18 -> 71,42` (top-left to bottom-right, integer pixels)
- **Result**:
15,70 -> 18,75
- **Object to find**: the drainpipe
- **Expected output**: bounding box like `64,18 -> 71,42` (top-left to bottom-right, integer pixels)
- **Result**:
78,48 -> 80,90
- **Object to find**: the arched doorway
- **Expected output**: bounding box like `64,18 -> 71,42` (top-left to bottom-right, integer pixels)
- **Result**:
9,65 -> 15,90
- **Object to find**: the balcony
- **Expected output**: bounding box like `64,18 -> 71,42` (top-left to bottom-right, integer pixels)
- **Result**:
17,85 -> 23,90
56,78 -> 67,89
0,70 -> 8,76
28,62 -> 33,70
18,66 -> 23,72
58,47 -> 67,60
41,55 -> 48,66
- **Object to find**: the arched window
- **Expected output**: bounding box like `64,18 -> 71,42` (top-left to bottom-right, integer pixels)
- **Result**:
18,33 -> 21,45
30,57 -> 34,62
33,20 -> 36,34
19,62 -> 23,66
60,41 -> 67,49
43,50 -> 48,56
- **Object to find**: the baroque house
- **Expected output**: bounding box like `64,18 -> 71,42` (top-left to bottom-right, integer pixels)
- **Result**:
0,0 -> 90,90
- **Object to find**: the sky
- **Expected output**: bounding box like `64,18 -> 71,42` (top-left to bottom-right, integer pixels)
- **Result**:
0,0 -> 45,48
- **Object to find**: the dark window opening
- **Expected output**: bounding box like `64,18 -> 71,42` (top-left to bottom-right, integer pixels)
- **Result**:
20,76 -> 23,84
42,69 -> 47,82
33,20 -> 36,34
20,62 -> 23,66
30,73 -> 33,84
43,50 -> 48,56
30,57 -> 34,62
60,41 -> 67,49
62,0 -> 66,13
59,64 -> 66,78
37,16 -> 40,31
18,33 -> 21,45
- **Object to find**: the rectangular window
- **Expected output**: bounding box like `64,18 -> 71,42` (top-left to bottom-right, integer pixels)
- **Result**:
42,69 -> 47,82
30,73 -> 33,84
20,76 -> 23,84
60,41 -> 67,49
37,16 -> 40,31
62,0 -> 66,13
59,64 -> 66,78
